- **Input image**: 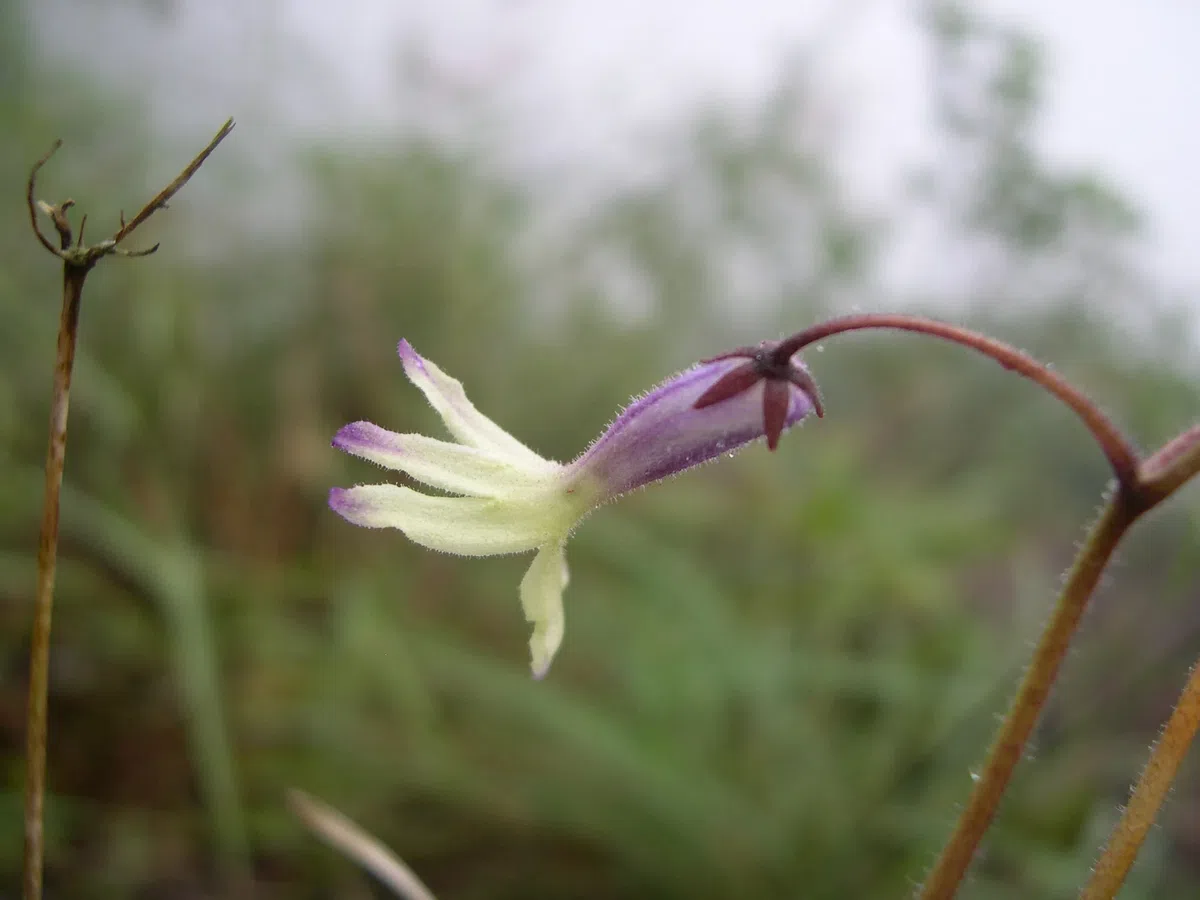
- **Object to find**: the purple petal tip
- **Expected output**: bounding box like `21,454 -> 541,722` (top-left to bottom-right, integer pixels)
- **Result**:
396,339 -> 424,371
328,486 -> 356,519
332,421 -> 375,452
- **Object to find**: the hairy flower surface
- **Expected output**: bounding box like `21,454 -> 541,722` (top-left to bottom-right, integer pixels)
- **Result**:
331,339 -> 818,676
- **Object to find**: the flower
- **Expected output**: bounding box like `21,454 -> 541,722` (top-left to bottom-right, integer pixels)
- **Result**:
330,339 -> 821,677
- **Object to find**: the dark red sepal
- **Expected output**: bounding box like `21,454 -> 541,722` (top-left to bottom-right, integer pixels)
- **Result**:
693,361 -> 763,409
762,379 -> 791,451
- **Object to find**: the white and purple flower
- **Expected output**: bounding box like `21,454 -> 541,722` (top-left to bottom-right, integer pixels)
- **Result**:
330,339 -> 820,677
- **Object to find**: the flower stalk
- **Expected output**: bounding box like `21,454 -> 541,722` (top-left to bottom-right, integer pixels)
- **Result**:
23,232 -> 85,900
22,120 -> 233,900
920,492 -> 1138,898
693,313 -> 1200,899
1081,659 -> 1200,900
770,314 -> 1139,487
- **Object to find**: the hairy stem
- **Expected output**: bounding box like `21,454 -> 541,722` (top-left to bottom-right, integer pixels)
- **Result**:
717,315 -> 1200,896
1081,660 -> 1200,899
1140,423 -> 1200,506
776,314 -> 1139,488
918,494 -> 1138,899
721,316 -> 1200,895
24,266 -> 87,900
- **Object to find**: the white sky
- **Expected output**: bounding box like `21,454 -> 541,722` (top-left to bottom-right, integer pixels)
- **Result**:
38,0 -> 1200,294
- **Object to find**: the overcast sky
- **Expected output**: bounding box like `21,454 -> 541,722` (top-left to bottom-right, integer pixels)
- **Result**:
38,0 -> 1200,295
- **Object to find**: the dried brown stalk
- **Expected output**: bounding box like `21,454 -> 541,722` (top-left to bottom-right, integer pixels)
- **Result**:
22,118 -> 234,900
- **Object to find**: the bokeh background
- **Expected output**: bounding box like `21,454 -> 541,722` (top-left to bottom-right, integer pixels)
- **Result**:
4,0 -> 1200,897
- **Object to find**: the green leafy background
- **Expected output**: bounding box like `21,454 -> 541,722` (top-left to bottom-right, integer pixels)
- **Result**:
2,1 -> 1199,897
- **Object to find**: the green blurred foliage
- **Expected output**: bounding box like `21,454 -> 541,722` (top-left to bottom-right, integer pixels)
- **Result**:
3,0 -> 1200,897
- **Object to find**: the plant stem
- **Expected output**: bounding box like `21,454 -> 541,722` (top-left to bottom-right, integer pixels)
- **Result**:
21,117 -> 234,900
918,492 -> 1138,899
1140,423 -> 1200,505
775,314 -> 1140,488
1081,659 -> 1200,899
761,315 -> 1200,896
24,265 -> 88,900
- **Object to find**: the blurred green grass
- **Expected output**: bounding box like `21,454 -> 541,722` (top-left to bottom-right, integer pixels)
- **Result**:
4,2 -> 1200,898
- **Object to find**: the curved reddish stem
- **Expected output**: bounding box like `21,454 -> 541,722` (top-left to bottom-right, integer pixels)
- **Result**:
775,314 -> 1140,487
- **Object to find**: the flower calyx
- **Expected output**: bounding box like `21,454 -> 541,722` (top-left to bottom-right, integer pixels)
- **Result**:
692,340 -> 824,450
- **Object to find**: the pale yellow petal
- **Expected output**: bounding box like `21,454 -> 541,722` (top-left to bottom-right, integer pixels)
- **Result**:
520,542 -> 569,678
330,485 -> 561,556
334,421 -> 560,497
399,340 -> 549,467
